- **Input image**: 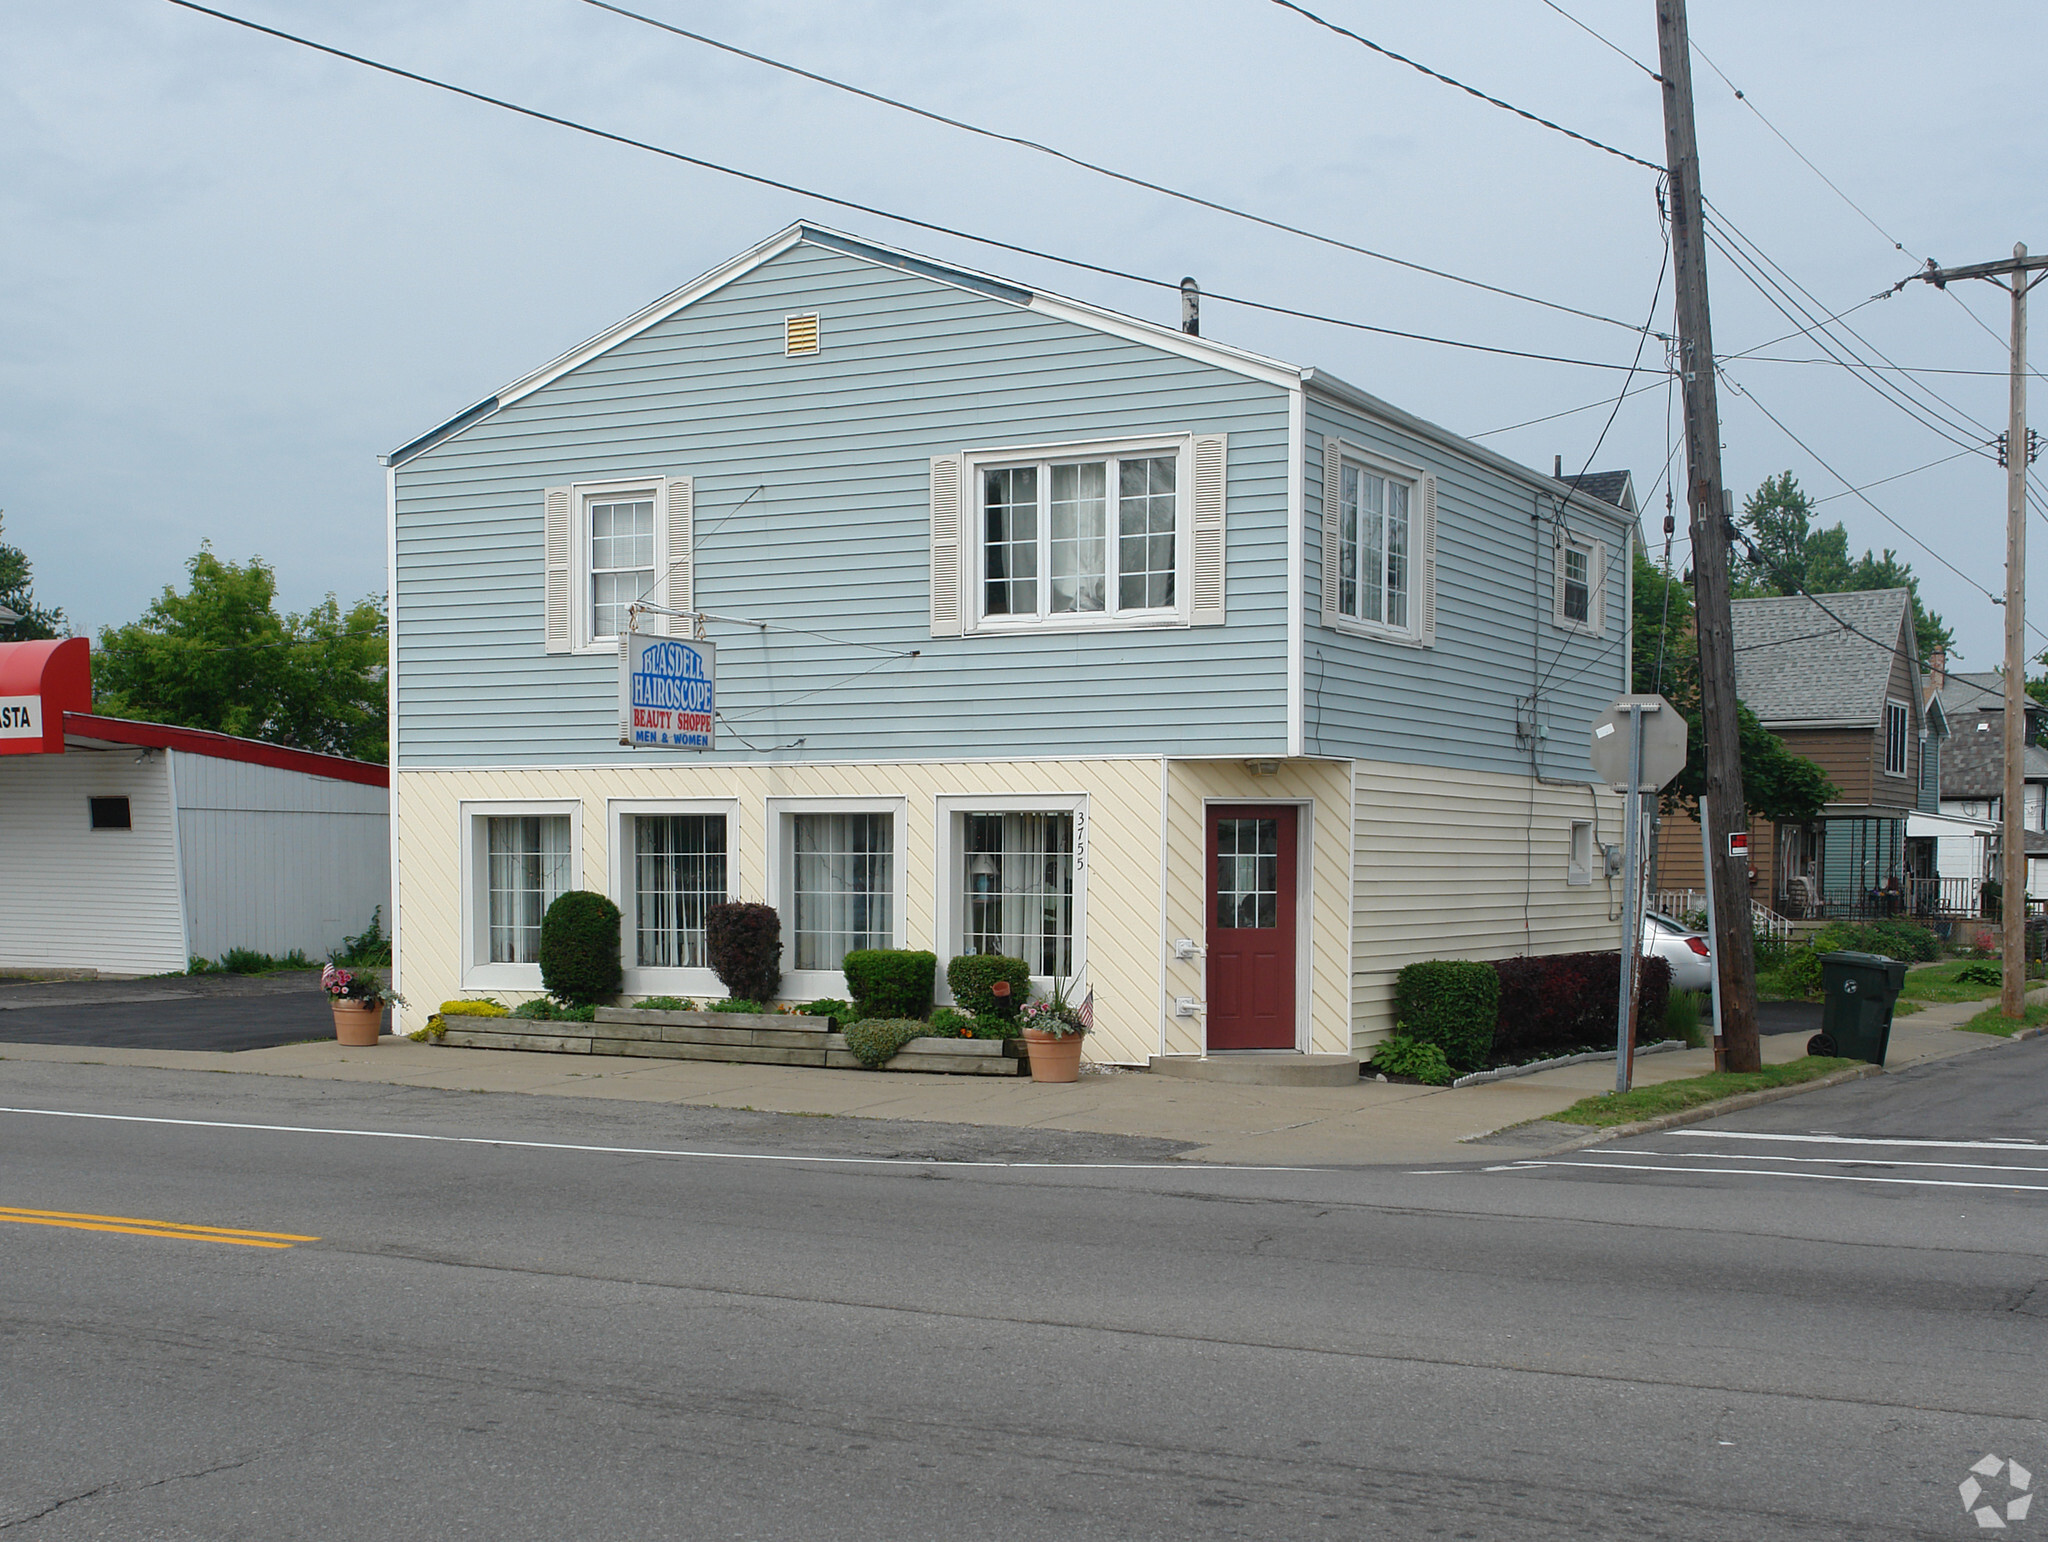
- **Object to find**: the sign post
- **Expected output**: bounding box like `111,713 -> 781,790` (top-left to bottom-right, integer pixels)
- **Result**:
1700,795 -> 1727,1071
1590,695 -> 1687,1094
619,628 -> 716,750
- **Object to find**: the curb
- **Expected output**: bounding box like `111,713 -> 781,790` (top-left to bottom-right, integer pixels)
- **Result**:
1530,1063 -> 1886,1156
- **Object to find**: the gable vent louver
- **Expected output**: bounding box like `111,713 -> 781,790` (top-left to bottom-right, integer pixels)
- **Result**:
784,312 -> 820,356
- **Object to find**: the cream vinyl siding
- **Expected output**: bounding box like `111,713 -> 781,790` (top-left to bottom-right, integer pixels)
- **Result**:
394,759 -> 1169,1063
0,751 -> 186,974
1351,760 -> 1626,1053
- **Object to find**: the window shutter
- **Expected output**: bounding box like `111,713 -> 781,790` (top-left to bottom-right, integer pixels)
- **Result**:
1190,434 -> 1228,625
1418,473 -> 1438,646
1591,537 -> 1608,638
929,454 -> 965,637
1320,437 -> 1342,627
1550,520 -> 1567,628
543,486 -> 572,653
658,475 -> 694,635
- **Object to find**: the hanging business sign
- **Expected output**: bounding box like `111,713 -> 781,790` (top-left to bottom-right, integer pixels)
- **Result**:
619,632 -> 715,750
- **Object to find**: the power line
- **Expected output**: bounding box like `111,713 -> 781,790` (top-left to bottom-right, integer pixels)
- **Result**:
1688,41 -> 1915,260
1531,0 -> 1661,81
1263,0 -> 1662,173
1469,377 -> 1666,439
1808,446 -> 1985,506
1719,368 -> 2048,648
160,0 -> 1648,375
580,0 -> 1650,336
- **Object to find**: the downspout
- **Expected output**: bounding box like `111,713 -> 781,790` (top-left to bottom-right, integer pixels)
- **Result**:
384,462 -> 402,1022
1286,381 -> 1306,758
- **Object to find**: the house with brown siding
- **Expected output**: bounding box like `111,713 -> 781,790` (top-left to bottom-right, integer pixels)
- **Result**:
1656,589 -> 1930,918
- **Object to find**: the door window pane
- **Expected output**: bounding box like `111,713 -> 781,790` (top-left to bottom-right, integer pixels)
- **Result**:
486,815 -> 572,963
1048,462 -> 1107,614
1214,818 -> 1279,930
1117,455 -> 1177,610
591,497 -> 655,640
792,813 -> 893,971
634,814 -> 726,968
982,466 -> 1038,616
962,812 -> 1075,977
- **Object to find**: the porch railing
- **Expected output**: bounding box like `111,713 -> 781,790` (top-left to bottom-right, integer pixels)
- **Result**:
1769,876 -> 1988,921
1653,890 -> 1793,942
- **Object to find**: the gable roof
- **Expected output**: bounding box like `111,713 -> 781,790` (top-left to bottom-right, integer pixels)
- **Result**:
1563,470 -> 1636,513
1941,710 -> 2048,799
379,224 -> 1637,534
1729,589 -> 1916,728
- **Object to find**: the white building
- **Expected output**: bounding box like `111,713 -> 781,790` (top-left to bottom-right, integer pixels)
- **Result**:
0,638 -> 390,976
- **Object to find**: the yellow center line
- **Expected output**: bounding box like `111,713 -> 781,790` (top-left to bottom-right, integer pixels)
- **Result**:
0,1206 -> 317,1247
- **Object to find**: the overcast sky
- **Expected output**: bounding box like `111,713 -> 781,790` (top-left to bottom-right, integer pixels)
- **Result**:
4,1 -> 2043,669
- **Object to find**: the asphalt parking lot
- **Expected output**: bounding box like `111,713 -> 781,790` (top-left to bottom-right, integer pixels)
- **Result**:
0,971 -> 335,1052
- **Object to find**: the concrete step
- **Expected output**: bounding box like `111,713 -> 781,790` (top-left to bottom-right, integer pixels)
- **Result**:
1147,1053 -> 1361,1087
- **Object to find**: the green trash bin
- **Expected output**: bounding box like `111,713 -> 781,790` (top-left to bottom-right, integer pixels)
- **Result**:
1812,951 -> 1908,1065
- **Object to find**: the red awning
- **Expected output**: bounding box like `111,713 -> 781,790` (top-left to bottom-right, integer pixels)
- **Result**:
0,638 -> 90,756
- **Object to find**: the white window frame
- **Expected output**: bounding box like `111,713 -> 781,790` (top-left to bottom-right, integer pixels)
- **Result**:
608,797 -> 743,998
1552,528 -> 1607,637
1568,819 -> 1594,887
766,796 -> 909,1001
1883,698 -> 1909,778
933,793 -> 1090,1005
959,434 -> 1194,635
459,799 -> 584,992
574,477 -> 670,654
1324,444 -> 1430,645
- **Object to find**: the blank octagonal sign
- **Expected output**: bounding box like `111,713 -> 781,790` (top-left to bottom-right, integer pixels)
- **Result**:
1588,693 -> 1687,791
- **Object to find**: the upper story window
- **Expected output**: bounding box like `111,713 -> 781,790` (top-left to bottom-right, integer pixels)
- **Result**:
928,434 -> 1228,637
1320,437 -> 1436,646
543,476 -> 693,654
1884,699 -> 1909,777
1551,529 -> 1607,637
980,449 -> 1180,623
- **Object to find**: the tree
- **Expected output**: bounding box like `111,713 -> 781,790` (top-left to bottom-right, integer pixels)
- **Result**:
1732,471 -> 1955,661
93,546 -> 387,762
0,511 -> 67,642
1634,547 -> 1837,822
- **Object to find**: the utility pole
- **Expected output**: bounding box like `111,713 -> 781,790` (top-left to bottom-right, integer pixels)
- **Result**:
1654,0 -> 1761,1070
1916,246 -> 2048,1020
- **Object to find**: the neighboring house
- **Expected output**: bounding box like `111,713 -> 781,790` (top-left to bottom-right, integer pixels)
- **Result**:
1655,589 -> 1933,919
1938,697 -> 2048,903
0,637 -> 390,976
382,223 -> 1634,1064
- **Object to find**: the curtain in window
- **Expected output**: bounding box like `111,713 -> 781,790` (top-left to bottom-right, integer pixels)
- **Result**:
792,813 -> 893,971
962,812 -> 1075,976
1049,462 -> 1107,613
635,814 -> 726,967
1117,456 -> 1177,610
590,497 -> 655,640
486,815 -> 572,963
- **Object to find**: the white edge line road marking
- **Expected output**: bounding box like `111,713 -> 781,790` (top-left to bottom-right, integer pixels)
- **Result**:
1675,1131 -> 2048,1153
1586,1148 -> 2048,1176
1512,1159 -> 2048,1193
0,1107 -> 1312,1174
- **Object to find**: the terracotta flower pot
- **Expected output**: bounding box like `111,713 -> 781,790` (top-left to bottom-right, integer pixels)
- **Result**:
331,999 -> 384,1046
1020,1027 -> 1085,1083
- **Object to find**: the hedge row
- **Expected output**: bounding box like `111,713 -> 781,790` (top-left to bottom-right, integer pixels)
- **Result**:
1395,951 -> 1675,1069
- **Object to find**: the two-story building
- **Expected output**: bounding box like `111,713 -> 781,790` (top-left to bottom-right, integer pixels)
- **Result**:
382,224 -> 1634,1064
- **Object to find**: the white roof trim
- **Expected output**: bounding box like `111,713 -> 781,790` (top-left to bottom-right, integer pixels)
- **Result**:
1025,293 -> 1298,389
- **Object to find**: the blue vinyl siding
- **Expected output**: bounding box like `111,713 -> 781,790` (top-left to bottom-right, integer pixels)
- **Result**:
1302,389 -> 1632,781
394,239 -> 1292,768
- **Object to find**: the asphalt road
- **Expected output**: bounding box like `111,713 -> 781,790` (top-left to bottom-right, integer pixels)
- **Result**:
0,972 -> 332,1052
1,1040 -> 2043,1541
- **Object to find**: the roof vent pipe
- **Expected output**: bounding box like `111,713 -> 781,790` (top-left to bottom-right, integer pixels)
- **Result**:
1181,277 -> 1200,336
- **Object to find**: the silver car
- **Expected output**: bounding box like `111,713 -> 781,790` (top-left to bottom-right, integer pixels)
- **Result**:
1643,910 -> 1713,994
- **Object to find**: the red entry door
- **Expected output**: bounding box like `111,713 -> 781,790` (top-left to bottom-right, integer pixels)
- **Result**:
1206,805 -> 1298,1050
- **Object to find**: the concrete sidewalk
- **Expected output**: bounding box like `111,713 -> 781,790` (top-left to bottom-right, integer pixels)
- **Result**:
1,992 -> 2028,1165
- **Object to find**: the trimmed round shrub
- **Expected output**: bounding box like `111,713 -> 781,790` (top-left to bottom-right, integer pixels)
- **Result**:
843,949 -> 937,1021
706,902 -> 783,1004
538,891 -> 622,1007
1394,959 -> 1500,1072
946,953 -> 1030,1019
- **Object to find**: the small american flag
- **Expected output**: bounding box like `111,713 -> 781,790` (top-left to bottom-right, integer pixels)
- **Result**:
1077,988 -> 1094,1029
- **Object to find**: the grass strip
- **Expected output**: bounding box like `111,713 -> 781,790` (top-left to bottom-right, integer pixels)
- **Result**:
1549,1056 -> 1862,1127
1958,1000 -> 2048,1037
